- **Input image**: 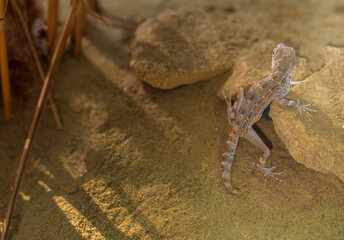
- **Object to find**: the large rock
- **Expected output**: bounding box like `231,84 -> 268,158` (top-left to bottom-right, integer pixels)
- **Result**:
217,40 -> 312,100
270,46 -> 344,181
130,8 -> 232,89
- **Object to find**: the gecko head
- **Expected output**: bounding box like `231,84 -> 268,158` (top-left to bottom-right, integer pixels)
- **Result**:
271,43 -> 296,78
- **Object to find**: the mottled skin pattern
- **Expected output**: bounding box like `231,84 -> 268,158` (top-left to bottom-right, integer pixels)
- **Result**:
222,43 -> 316,194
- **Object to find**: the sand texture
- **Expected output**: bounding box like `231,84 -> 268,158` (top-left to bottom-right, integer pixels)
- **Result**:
1,0 -> 344,239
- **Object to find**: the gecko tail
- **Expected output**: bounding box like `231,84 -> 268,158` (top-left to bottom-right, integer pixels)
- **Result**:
223,177 -> 246,195
221,133 -> 246,195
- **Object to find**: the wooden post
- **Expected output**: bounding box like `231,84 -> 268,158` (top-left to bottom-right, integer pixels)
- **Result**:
0,0 -> 11,119
47,0 -> 59,54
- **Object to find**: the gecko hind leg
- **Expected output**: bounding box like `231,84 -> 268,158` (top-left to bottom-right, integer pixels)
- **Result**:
233,87 -> 244,116
223,88 -> 244,124
223,90 -> 234,125
245,127 -> 284,182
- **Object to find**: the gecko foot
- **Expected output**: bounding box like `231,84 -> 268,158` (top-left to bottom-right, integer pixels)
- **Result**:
248,165 -> 284,184
257,165 -> 284,180
296,99 -> 317,117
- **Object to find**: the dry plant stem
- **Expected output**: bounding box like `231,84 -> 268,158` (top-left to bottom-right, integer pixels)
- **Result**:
82,0 -> 138,30
99,15 -> 138,30
1,1 -> 80,239
47,0 -> 59,53
11,0 -> 63,129
70,0 -> 83,56
86,0 -> 99,12
0,0 -> 11,120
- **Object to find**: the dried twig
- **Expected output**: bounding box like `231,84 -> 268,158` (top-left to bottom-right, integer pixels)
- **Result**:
82,0 -> 139,30
0,0 -> 11,119
1,0 -> 80,239
11,0 -> 63,129
86,0 -> 99,12
98,15 -> 139,30
69,0 -> 138,55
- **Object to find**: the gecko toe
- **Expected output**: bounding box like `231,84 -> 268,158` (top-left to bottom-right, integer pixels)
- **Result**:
297,102 -> 316,117
256,165 -> 285,182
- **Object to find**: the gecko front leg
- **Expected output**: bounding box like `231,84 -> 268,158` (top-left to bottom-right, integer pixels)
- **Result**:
275,98 -> 316,116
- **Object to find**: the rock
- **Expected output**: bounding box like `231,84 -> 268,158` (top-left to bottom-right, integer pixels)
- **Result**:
217,40 -> 312,100
65,185 -> 79,195
270,46 -> 344,182
130,8 -> 232,89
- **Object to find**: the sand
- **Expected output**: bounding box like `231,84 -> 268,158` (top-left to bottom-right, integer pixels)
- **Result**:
1,0 -> 344,239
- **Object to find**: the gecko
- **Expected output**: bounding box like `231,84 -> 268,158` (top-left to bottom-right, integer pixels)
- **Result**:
221,43 -> 316,194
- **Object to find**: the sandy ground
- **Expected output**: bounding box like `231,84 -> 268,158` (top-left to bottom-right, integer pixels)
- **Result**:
1,0 -> 344,239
